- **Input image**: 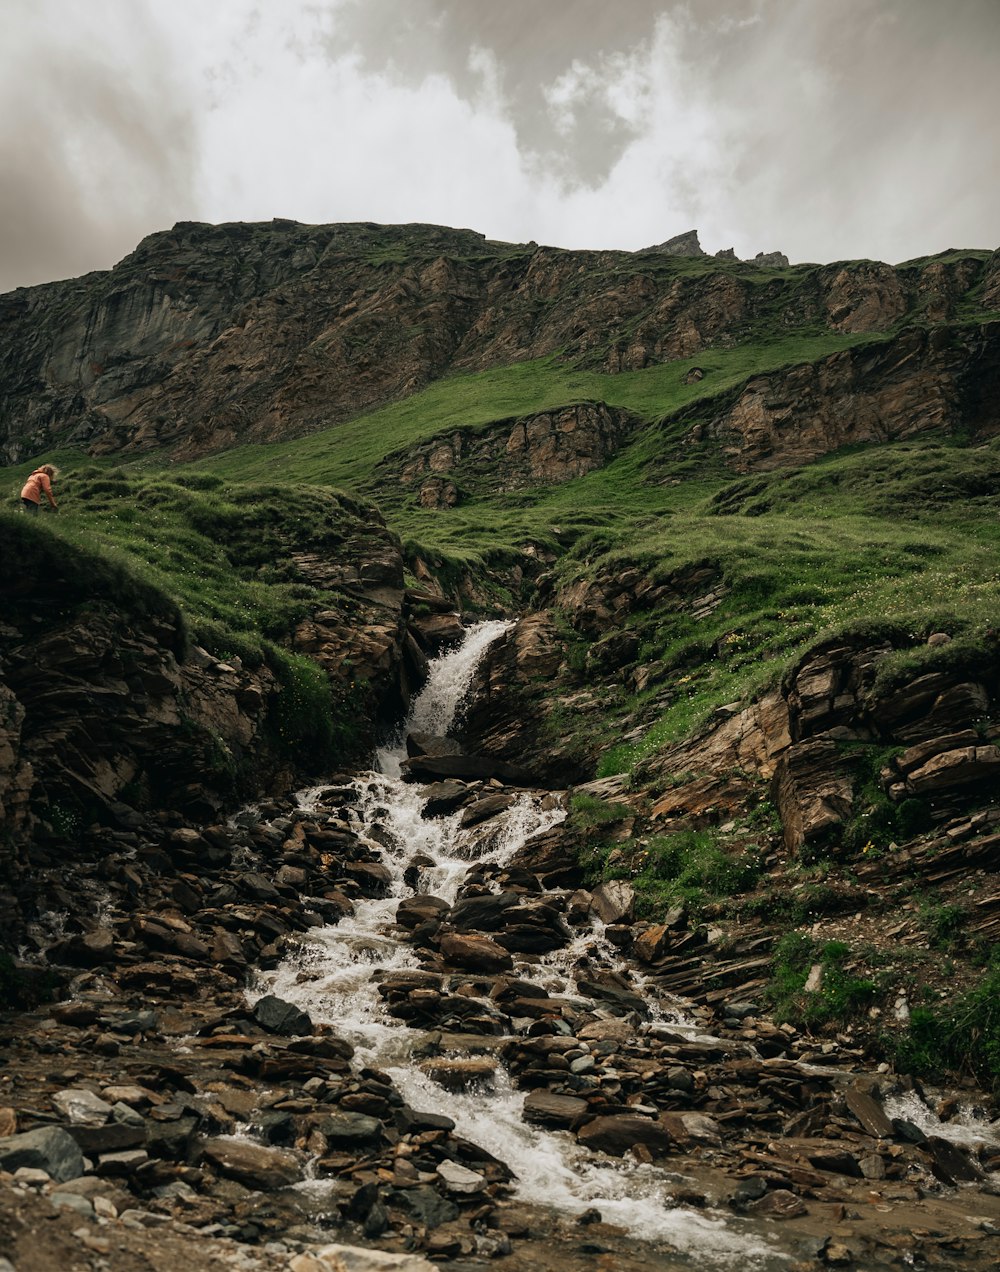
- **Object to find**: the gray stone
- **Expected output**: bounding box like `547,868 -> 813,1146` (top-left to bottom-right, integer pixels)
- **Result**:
303,1246 -> 437,1271
435,1160 -> 486,1193
319,1112 -> 383,1146
590,881 -> 635,924
0,1126 -> 85,1182
396,1184 -> 459,1228
50,1192 -> 95,1218
253,994 -> 313,1037
53,1088 -> 113,1126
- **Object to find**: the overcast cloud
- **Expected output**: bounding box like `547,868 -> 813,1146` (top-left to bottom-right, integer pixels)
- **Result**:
1,0 -> 997,291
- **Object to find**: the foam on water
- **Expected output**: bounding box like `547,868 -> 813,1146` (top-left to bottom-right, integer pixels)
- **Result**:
884,1089 -> 1000,1149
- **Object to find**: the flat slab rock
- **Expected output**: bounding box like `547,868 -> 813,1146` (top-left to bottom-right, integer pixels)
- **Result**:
290,1244 -> 437,1271
576,1114 -> 672,1157
522,1090 -> 588,1128
199,1136 -> 304,1189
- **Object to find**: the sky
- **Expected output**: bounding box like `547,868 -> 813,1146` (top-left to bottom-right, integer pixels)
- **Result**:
1,0 -> 997,292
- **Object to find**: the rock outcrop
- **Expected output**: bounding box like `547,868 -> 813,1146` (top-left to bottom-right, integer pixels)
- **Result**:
386,401 -> 640,505
1,220 -> 995,463
693,321 -> 1000,471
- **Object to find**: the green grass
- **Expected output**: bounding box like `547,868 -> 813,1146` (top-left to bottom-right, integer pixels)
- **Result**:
6,308 -> 1000,790
2,473 -> 377,774
7,468 -> 372,665
579,827 -> 764,919
895,947 -> 1000,1094
767,933 -> 881,1029
181,333 -> 879,495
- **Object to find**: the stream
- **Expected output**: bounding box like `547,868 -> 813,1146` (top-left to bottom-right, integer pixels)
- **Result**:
252,622 -> 787,1268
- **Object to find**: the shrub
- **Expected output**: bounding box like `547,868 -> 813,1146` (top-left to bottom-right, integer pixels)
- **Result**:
767,932 -> 880,1029
894,949 -> 1000,1094
629,829 -> 763,918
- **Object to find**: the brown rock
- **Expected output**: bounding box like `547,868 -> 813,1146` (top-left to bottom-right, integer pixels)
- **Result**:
522,1090 -> 589,1129
200,1137 -> 304,1189
845,1084 -> 893,1139
576,1114 -> 672,1158
438,932 -> 513,973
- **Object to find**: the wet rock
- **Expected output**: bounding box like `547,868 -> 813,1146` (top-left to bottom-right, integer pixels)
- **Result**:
419,1058 -> 496,1091
406,733 -> 463,759
522,1090 -> 588,1129
460,792 -> 516,827
400,753 -> 536,786
575,976 -> 647,1017
200,1137 -> 304,1189
576,1114 -> 671,1157
396,895 -> 450,929
344,861 -> 393,896
447,891 -> 521,933
0,1126 -> 85,1182
318,1112 -> 384,1147
253,994 -> 314,1037
439,932 -> 513,973
421,781 -> 470,817
925,1135 -> 983,1184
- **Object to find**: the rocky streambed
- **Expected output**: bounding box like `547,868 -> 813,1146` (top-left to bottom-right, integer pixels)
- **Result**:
2,625 -> 1000,1272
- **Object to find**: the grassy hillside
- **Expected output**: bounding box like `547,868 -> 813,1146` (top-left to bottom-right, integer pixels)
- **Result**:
5,309 -> 998,785
3,469 -> 373,666
182,333 -> 876,493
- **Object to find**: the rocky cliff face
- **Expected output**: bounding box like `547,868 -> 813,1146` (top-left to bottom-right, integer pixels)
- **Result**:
691,322 -> 1000,471
0,221 -> 994,463
0,490 -> 460,950
383,401 -> 640,507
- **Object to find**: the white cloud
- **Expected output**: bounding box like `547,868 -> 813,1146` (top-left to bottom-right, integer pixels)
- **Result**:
0,0 -> 997,290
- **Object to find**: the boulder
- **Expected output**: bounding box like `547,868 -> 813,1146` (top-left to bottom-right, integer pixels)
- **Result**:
420,1059 -> 496,1092
460,793 -> 515,828
576,1114 -> 671,1157
421,780 -> 471,817
200,1137 -> 304,1189
0,1126 -> 85,1182
590,881 -> 635,924
522,1090 -> 588,1129
253,994 -> 313,1037
396,895 -> 450,929
447,891 -> 521,932
400,753 -> 536,786
439,932 -> 513,973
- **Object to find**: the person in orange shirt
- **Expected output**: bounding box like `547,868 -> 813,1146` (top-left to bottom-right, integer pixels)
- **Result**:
20,464 -> 59,514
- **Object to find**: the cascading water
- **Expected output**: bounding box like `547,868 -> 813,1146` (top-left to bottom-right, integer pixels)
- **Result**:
255,622 -> 782,1269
